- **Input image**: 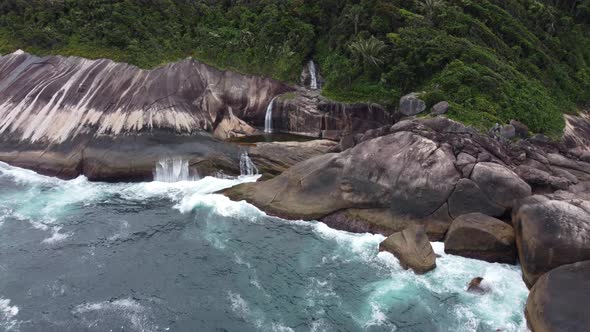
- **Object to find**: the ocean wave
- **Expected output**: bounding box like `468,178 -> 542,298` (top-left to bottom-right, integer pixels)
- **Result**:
0,298 -> 20,331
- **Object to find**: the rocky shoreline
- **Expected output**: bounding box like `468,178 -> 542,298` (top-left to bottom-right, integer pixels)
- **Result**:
1,51 -> 589,331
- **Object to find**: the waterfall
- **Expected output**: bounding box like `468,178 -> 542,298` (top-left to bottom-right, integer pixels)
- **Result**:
154,157 -> 197,182
264,97 -> 277,134
309,60 -> 318,90
239,152 -> 258,176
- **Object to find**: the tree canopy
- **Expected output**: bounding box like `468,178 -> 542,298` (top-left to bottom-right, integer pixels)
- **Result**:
1,0 -> 589,136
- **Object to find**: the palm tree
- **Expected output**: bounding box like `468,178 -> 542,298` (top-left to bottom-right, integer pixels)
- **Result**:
417,0 -> 444,22
348,36 -> 387,68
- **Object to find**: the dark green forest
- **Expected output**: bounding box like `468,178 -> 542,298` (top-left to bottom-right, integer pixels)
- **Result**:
1,0 -> 590,136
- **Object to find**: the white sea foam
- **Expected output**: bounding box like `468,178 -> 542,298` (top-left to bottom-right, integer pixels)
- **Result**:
73,298 -> 157,332
0,298 -> 20,331
1,162 -> 529,330
42,226 -> 71,244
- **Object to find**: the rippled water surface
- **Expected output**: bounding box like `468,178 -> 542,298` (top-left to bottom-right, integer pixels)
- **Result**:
0,162 -> 529,331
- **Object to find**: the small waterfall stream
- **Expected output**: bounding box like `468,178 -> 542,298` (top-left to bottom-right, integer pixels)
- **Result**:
309,60 -> 318,90
239,151 -> 258,176
154,157 -> 197,182
264,97 -> 278,134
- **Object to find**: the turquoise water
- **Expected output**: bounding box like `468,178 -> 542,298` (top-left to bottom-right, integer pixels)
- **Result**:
0,162 -> 529,331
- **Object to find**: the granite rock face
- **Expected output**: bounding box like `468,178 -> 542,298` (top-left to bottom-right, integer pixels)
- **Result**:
513,192 -> 590,287
0,51 -> 290,143
526,261 -> 590,332
444,213 -> 516,264
270,89 -> 391,139
0,51 -> 293,179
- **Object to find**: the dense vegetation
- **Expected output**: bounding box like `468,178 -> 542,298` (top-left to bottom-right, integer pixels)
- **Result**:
1,0 -> 590,135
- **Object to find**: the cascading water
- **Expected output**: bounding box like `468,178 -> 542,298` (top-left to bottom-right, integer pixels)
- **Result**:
154,157 -> 197,182
264,97 -> 277,134
239,151 -> 258,176
309,60 -> 318,90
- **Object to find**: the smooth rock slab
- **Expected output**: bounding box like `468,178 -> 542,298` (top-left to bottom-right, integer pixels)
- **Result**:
444,213 -> 516,264
379,225 -> 436,274
526,261 -> 590,332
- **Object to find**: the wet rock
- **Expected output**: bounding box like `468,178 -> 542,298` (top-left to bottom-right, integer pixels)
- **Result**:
526,261 -> 590,332
399,93 -> 426,116
467,277 -> 490,294
471,162 -> 532,209
445,213 -> 516,264
271,90 -> 391,138
379,225 -> 436,274
431,101 -> 449,115
0,132 -> 241,181
513,194 -> 590,287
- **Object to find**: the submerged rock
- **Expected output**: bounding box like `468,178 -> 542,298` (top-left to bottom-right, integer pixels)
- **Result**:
467,277 -> 490,294
379,225 -> 436,274
526,261 -> 590,332
445,213 -> 516,264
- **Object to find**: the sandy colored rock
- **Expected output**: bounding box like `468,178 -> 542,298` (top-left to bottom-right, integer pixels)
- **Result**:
379,225 -> 436,274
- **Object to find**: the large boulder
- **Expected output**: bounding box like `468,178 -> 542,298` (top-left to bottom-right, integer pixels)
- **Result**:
470,162 -> 532,209
513,194 -> 590,287
399,93 -> 426,116
447,178 -> 505,218
320,203 -> 452,241
379,225 -> 436,274
431,101 -> 449,115
526,261 -> 590,332
224,130 -> 460,220
444,213 -> 516,264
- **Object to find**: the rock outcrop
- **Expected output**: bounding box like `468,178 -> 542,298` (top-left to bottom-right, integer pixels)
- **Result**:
224,117 -> 533,236
513,192 -> 590,287
444,213 -> 516,264
270,89 -> 391,139
525,261 -> 590,332
0,51 -> 294,179
379,225 -> 436,274
0,51 -> 290,143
